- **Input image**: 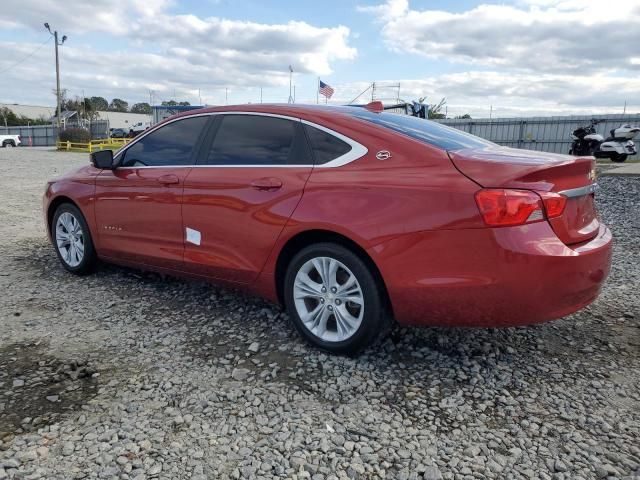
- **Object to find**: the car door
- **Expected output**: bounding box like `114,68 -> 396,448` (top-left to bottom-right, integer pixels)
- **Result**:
94,115 -> 210,269
181,113 -> 314,283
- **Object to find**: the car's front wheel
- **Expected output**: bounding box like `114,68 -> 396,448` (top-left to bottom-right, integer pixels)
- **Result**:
284,243 -> 390,355
51,203 -> 97,274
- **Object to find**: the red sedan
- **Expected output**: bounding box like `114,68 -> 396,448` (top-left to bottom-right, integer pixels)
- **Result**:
44,104 -> 612,354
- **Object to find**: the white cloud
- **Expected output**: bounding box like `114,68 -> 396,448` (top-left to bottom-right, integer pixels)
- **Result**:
363,0 -> 640,73
0,0 -> 356,105
314,72 -> 640,117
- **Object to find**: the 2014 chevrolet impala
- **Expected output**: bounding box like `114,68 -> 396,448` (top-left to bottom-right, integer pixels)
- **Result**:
44,104 -> 612,354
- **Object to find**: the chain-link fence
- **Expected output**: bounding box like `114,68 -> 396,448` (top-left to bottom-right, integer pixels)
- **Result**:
0,120 -> 110,146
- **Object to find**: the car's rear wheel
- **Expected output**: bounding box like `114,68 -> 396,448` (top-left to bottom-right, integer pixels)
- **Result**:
611,153 -> 628,163
284,243 -> 390,355
3,141 -> 15,148
51,203 -> 96,275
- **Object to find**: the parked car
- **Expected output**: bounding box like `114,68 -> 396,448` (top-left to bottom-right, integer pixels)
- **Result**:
1,134 -> 21,147
43,104 -> 612,354
128,121 -> 150,137
110,128 -> 128,138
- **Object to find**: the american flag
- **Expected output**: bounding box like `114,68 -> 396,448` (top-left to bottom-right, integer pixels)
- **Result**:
319,80 -> 335,99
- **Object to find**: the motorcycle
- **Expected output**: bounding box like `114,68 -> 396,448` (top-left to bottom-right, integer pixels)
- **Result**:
570,120 -> 640,163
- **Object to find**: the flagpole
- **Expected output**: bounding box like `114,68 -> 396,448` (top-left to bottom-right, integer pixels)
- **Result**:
317,78 -> 319,104
288,65 -> 294,104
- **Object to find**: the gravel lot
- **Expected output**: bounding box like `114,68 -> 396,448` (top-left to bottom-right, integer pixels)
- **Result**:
0,147 -> 638,480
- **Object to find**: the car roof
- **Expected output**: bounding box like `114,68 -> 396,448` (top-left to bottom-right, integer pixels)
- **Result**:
172,103 -> 359,124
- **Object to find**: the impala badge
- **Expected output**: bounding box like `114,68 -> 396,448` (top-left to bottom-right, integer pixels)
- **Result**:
376,150 -> 392,160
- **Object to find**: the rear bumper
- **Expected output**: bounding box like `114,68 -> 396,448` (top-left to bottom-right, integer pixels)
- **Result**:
370,222 -> 612,327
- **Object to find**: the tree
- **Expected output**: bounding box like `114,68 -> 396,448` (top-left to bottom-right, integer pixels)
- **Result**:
130,102 -> 152,114
428,97 -> 447,119
89,96 -> 108,111
109,98 -> 129,112
52,88 -> 68,112
161,100 -> 190,107
455,114 -> 472,119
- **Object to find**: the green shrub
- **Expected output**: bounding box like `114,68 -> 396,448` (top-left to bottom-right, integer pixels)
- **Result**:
58,128 -> 91,143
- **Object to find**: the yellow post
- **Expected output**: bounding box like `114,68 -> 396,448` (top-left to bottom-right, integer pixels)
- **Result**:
66,141 -> 70,151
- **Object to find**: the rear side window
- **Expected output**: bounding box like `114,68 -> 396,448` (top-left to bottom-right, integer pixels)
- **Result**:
304,125 -> 352,165
350,110 -> 494,151
203,115 -> 309,165
120,116 -> 208,167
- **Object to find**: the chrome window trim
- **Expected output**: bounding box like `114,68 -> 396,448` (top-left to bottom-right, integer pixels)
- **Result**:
114,111 -> 367,170
559,183 -> 598,198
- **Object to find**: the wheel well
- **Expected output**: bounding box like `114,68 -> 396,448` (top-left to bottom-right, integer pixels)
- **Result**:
274,230 -> 392,314
47,196 -> 78,234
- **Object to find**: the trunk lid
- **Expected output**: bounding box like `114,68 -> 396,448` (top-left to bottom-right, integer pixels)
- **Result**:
449,146 -> 599,245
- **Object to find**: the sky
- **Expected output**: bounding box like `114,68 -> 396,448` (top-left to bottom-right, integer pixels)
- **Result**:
1,0 -> 639,118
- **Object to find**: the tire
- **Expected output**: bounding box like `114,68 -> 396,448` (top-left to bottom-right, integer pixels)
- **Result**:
3,141 -> 15,148
611,153 -> 627,163
283,242 -> 391,355
51,203 -> 97,275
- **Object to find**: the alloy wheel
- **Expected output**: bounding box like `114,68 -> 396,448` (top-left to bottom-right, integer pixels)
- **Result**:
55,212 -> 85,267
293,256 -> 364,342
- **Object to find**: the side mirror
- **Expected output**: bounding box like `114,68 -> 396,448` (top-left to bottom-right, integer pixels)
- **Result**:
90,150 -> 114,169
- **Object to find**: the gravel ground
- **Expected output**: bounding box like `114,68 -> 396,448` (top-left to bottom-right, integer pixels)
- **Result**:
0,147 -> 638,480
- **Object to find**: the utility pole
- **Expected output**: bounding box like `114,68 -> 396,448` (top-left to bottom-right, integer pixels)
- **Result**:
225,88 -> 228,105
44,23 -> 67,132
149,90 -> 154,124
260,87 -> 263,104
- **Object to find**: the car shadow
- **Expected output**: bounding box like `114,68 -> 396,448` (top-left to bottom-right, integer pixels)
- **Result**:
10,237 -> 630,437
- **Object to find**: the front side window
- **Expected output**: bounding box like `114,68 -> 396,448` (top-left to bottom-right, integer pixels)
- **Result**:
203,115 -> 308,165
120,116 -> 208,167
304,124 -> 352,165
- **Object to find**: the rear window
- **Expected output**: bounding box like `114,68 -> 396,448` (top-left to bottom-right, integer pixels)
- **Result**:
304,124 -> 352,165
349,110 -> 494,151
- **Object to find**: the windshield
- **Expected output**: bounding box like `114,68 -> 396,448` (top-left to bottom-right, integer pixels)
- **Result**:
349,110 -> 494,151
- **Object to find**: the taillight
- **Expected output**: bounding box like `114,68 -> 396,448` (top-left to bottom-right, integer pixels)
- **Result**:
475,189 -> 541,226
538,191 -> 567,218
475,189 -> 566,227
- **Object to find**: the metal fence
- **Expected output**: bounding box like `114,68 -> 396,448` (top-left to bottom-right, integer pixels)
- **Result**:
437,114 -> 640,160
0,121 -> 110,146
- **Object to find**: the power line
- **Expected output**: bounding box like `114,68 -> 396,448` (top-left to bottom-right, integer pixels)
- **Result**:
0,37 -> 52,75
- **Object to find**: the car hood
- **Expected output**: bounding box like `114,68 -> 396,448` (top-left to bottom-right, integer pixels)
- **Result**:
48,164 -> 99,184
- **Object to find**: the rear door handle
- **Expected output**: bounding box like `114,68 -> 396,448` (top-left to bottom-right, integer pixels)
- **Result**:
158,174 -> 180,186
250,177 -> 283,191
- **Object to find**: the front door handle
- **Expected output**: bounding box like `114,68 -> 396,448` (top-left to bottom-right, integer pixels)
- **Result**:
250,177 -> 283,191
158,174 -> 180,186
